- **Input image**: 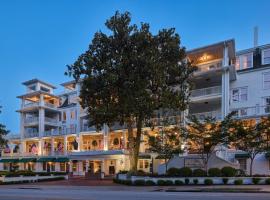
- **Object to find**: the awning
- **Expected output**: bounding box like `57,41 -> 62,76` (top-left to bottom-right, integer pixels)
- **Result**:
155,155 -> 172,159
0,158 -> 19,163
20,158 -> 37,163
37,157 -> 56,162
138,155 -> 151,159
55,157 -> 69,162
235,153 -> 250,159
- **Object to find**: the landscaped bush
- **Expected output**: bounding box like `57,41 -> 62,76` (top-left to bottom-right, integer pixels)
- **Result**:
221,167 -> 237,177
204,179 -> 213,185
252,177 -> 261,185
192,169 -> 206,177
164,180 -> 174,185
174,180 -> 184,185
265,178 -> 270,185
234,179 -> 243,185
133,179 -> 145,186
157,180 -> 166,186
208,168 -> 221,177
179,167 -> 192,177
167,168 -> 181,176
118,170 -> 128,174
145,180 -> 156,186
135,170 -> 147,176
184,178 -> 190,184
122,180 -> 132,185
222,178 -> 229,184
193,179 -> 198,185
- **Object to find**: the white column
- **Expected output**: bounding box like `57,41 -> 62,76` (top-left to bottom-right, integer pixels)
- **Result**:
122,131 -> 126,150
101,159 -> 105,179
20,112 -> 25,139
51,138 -> 55,156
38,140 -> 43,156
222,45 -> 230,119
38,108 -> 45,137
64,135 -> 67,155
103,124 -> 109,151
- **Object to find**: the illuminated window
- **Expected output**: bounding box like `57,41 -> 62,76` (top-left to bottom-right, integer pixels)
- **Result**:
60,163 -> 66,172
144,160 -> 149,169
70,110 -> 76,119
139,160 -> 143,169
263,49 -> 270,65
63,112 -> 67,121
236,53 -> 253,70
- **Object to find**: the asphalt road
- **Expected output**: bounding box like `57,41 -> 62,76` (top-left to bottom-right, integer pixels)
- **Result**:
0,186 -> 269,200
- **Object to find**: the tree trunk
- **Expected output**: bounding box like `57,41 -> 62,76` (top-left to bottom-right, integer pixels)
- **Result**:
250,158 -> 254,176
127,116 -> 143,173
165,158 -> 168,174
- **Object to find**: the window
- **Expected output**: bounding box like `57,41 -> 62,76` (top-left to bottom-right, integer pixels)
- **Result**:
263,72 -> 270,89
263,49 -> 270,65
144,160 -> 149,169
238,159 -> 247,171
263,97 -> 270,114
51,162 -> 55,171
43,162 -> 47,171
231,87 -> 248,103
63,112 -> 67,121
235,53 -> 253,70
60,163 -> 66,172
239,108 -> 248,117
70,110 -> 76,119
139,160 -> 144,169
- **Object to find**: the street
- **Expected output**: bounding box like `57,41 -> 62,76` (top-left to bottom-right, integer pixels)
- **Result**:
0,185 -> 269,200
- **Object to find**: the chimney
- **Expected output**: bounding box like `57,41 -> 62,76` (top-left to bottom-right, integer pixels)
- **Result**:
254,26 -> 259,47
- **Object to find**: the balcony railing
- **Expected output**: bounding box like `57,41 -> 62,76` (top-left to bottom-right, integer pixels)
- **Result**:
23,102 -> 39,108
43,127 -> 77,136
44,102 -> 57,108
195,61 -> 222,74
81,125 -> 96,132
191,86 -> 221,99
45,117 -> 59,125
231,105 -> 270,119
147,115 -> 183,127
24,117 -> 39,124
190,110 -> 222,121
24,132 -> 39,138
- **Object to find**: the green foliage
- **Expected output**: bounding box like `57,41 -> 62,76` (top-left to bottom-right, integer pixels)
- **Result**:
265,178 -> 270,184
208,168 -> 221,177
234,179 -> 243,185
157,180 -> 166,186
0,107 -> 8,148
252,177 -> 261,185
164,180 -> 174,185
133,179 -> 145,186
179,167 -> 192,177
222,178 -> 229,184
145,180 -> 156,186
174,180 -> 184,185
66,11 -> 194,172
204,179 -> 213,185
192,169 -> 206,177
193,179 -> 198,184
221,167 -> 237,177
184,178 -> 190,184
167,168 -> 180,176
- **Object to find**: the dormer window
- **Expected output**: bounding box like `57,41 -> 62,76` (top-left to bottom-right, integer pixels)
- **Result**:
262,49 -> 270,65
235,53 -> 253,70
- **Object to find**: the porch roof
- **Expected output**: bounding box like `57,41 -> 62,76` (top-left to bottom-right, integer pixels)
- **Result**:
55,157 -> 69,162
20,158 -> 37,163
0,158 -> 20,163
37,157 -> 56,162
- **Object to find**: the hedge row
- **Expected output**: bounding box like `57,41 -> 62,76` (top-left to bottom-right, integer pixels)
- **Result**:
0,177 -> 65,185
0,171 -> 68,177
114,177 -> 270,186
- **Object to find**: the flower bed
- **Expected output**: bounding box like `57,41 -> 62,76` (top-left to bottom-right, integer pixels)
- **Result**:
116,174 -> 270,186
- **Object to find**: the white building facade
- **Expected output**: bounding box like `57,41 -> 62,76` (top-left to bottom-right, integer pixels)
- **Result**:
1,40 -> 270,176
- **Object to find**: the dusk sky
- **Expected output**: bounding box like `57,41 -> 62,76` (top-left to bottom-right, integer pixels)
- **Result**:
0,0 -> 270,133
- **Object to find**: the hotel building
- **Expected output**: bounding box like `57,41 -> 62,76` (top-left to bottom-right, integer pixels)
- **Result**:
1,39 -> 270,176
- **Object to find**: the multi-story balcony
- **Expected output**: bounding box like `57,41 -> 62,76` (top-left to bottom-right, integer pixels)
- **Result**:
194,61 -> 222,75
231,105 -> 270,119
44,117 -> 59,126
22,101 -> 58,110
190,110 -> 222,121
190,86 -> 222,101
43,127 -> 77,137
81,124 -> 96,132
24,131 -> 39,138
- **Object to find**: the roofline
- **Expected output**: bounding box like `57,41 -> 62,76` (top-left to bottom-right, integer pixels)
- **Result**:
187,39 -> 235,54
60,79 -> 82,87
236,43 -> 270,55
22,79 -> 57,89
17,91 -> 60,99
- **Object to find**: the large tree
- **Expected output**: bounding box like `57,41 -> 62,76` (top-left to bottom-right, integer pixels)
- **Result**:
183,113 -> 234,172
227,116 -> 270,176
66,11 -> 194,172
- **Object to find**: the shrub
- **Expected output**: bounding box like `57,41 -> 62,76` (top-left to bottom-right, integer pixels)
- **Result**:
208,168 -> 221,177
204,179 -> 213,185
265,178 -> 270,185
193,179 -> 198,185
222,178 -> 229,185
192,169 -> 206,177
221,167 -> 237,177
157,180 -> 166,186
184,178 -> 190,184
179,167 -> 192,177
236,169 -> 246,177
145,180 -> 156,186
118,170 -> 128,174
252,178 -> 261,185
167,168 -> 180,176
122,180 -> 132,185
234,179 -> 243,185
174,180 -> 184,185
133,179 -> 145,186
164,180 -> 174,185
136,170 -> 146,176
